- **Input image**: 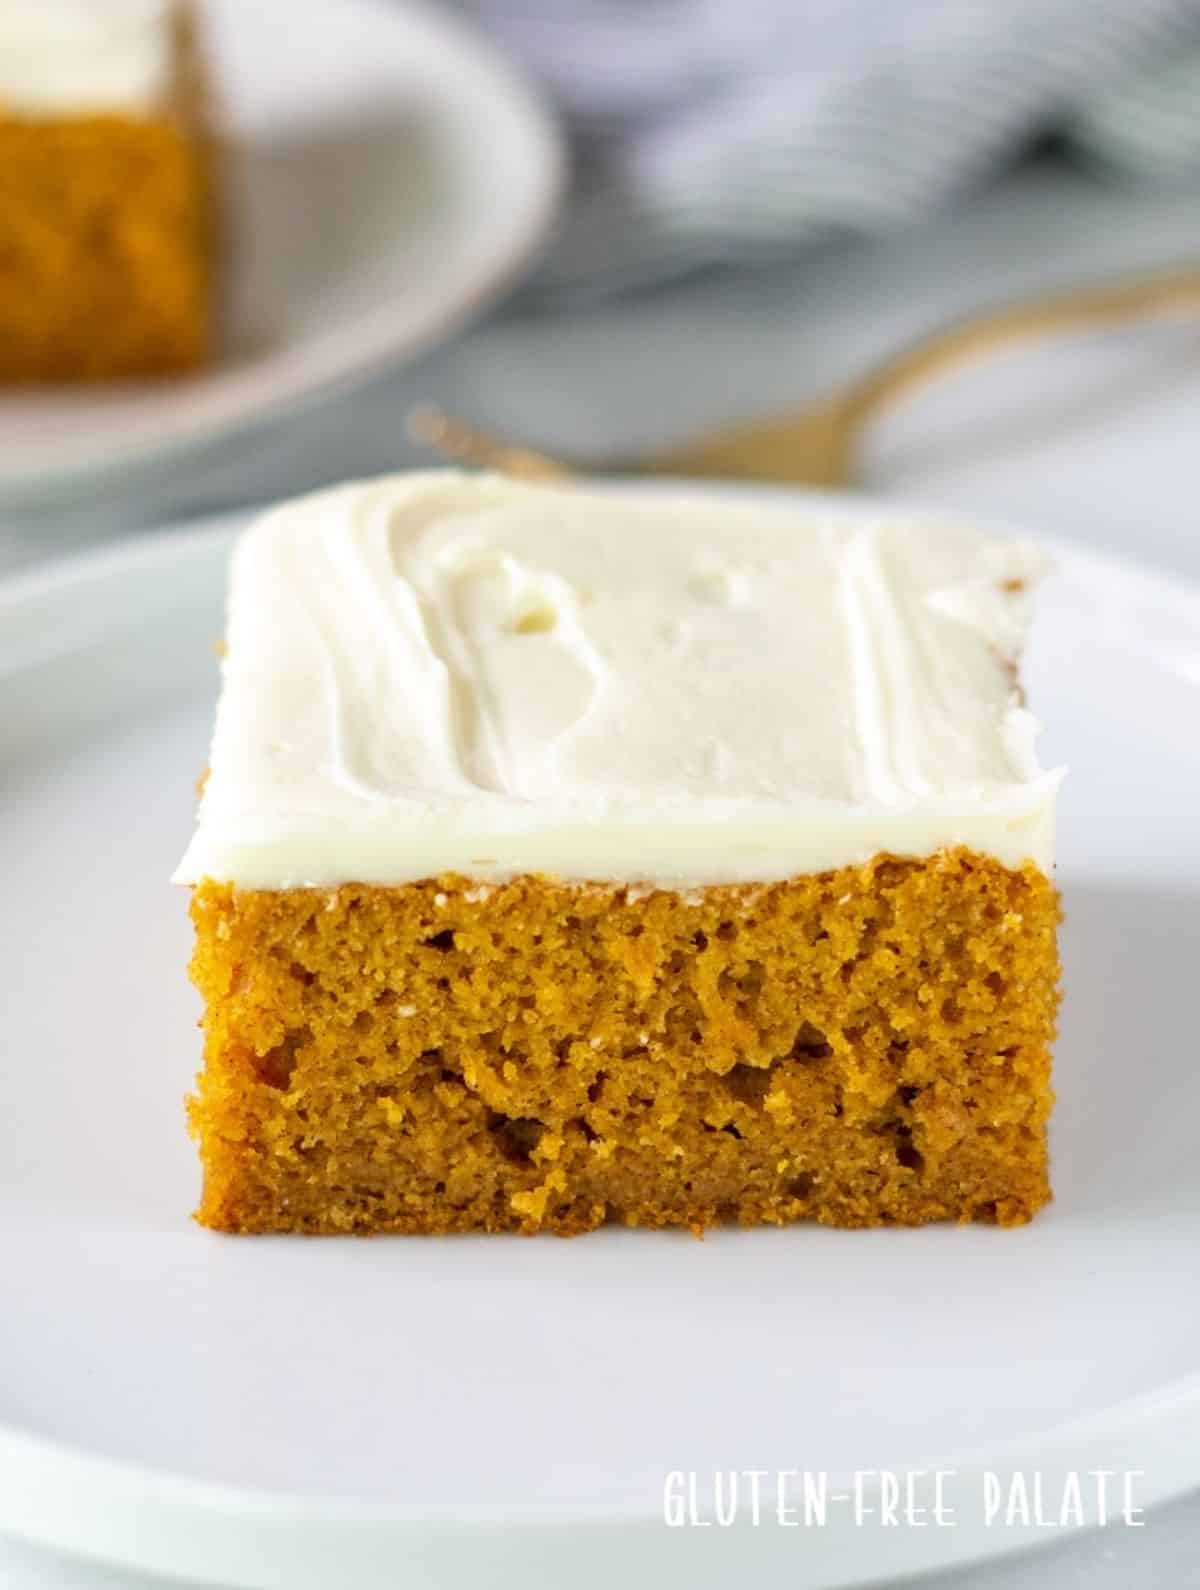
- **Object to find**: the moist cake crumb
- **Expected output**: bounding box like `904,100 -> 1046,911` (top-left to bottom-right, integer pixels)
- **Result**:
188,851 -> 1059,1234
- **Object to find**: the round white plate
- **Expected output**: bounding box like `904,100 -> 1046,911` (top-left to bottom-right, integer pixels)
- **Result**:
0,0 -> 561,509
1,488 -> 1198,1590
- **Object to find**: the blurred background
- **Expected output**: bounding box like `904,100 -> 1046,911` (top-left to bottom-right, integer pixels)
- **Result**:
454,0 -> 1200,302
2,0 -> 1200,576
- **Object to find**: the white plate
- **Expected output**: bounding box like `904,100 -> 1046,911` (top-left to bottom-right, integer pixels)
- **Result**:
0,0 -> 561,508
1,488 -> 1198,1590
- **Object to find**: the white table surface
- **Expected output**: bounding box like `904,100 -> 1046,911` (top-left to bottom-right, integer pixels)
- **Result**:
3,164 -> 1200,1589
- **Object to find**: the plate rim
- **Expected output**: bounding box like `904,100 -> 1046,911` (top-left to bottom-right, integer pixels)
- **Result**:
2,484 -> 1198,1588
0,1373 -> 1198,1590
0,0 -> 565,506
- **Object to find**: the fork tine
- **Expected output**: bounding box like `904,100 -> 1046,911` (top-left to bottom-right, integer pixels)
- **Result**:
406,399 -> 857,488
406,405 -> 574,480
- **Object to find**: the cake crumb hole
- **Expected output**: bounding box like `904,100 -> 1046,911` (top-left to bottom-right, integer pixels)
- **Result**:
789,1022 -> 831,1061
256,1030 -> 306,1090
487,1112 -> 545,1165
895,1130 -> 925,1173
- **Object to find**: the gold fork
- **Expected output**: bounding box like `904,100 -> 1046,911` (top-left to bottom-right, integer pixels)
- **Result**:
408,264 -> 1200,489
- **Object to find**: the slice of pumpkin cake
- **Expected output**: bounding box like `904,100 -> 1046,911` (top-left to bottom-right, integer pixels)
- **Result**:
175,472 -> 1061,1235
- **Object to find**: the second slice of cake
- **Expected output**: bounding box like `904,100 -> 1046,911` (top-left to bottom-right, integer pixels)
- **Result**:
0,0 -> 215,381
176,472 -> 1062,1234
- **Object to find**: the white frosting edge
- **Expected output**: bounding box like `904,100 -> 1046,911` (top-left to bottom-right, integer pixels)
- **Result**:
175,790 -> 1060,891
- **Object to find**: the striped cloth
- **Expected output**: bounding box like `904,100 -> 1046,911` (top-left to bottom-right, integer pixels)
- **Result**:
449,0 -> 1200,300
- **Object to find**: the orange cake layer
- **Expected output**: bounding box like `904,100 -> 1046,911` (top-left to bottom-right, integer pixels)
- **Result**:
188,850 -> 1060,1236
0,7 -> 214,382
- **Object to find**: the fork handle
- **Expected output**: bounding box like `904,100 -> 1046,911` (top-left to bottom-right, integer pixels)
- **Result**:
408,265 -> 1200,488
845,264 -> 1200,428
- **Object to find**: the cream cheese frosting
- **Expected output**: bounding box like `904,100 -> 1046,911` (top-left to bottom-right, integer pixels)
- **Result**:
173,472 -> 1061,889
0,1 -> 174,116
